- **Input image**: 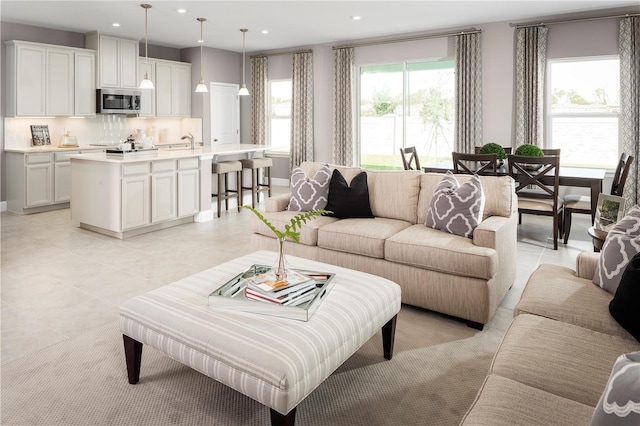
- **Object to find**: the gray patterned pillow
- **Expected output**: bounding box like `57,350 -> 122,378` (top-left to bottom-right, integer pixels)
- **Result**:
594,205 -> 640,294
425,171 -> 485,238
590,351 -> 640,426
287,164 -> 331,212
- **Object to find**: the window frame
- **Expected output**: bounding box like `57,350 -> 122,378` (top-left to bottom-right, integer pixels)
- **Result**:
545,55 -> 620,169
267,78 -> 292,154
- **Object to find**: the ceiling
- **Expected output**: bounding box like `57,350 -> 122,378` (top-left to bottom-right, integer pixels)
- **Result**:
2,1 -> 638,53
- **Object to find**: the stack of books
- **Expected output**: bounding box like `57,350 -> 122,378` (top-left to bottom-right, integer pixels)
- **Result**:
244,269 -> 317,306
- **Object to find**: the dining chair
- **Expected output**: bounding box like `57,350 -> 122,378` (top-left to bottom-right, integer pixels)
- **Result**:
399,146 -> 421,170
452,152 -> 498,176
507,154 -> 564,250
562,152 -> 633,244
542,148 -> 561,156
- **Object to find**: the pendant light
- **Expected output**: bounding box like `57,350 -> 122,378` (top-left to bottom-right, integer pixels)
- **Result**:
139,4 -> 154,89
195,18 -> 208,93
238,29 -> 249,96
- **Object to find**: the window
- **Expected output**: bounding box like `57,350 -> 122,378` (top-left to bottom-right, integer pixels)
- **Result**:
359,60 -> 455,169
268,79 -> 292,152
547,57 -> 620,169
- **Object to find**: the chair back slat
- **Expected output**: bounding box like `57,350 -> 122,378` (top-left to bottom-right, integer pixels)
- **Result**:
611,152 -> 633,196
507,154 -> 561,202
399,146 -> 421,170
452,152 -> 498,176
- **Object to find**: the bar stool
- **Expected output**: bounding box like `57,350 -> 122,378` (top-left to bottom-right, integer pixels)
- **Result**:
240,157 -> 273,208
211,161 -> 242,217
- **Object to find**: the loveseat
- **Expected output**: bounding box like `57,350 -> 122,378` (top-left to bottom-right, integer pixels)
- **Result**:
250,161 -> 518,329
461,251 -> 640,425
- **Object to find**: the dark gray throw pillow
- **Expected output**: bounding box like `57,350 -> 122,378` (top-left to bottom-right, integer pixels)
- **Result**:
425,171 -> 485,238
590,351 -> 640,425
287,164 -> 331,212
325,169 -> 374,219
594,205 -> 640,294
609,252 -> 640,343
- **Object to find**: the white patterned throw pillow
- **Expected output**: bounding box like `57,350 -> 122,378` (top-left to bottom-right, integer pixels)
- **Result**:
593,205 -> 640,294
425,171 -> 485,238
287,164 -> 331,212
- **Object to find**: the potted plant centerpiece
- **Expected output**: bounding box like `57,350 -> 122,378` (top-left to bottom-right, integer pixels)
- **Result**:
242,206 -> 330,280
514,143 -> 545,171
479,143 -> 507,166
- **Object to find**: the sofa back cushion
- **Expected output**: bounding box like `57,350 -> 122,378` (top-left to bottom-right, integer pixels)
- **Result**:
299,162 -> 362,185
365,169 -> 422,224
417,173 -> 515,224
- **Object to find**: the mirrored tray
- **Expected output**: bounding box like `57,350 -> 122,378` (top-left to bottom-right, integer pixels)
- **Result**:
208,264 -> 336,321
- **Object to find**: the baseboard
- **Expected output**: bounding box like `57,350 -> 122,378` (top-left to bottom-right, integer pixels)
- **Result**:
0,201 -> 6,212
272,178 -> 289,187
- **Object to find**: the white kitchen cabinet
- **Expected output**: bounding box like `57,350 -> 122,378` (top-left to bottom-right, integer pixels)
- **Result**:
74,51 -> 96,116
177,158 -> 200,217
54,162 -> 72,203
86,33 -> 139,89
5,40 -> 96,117
138,57 -> 156,117
155,59 -> 191,118
122,163 -> 151,230
151,160 -> 177,223
26,161 -> 53,207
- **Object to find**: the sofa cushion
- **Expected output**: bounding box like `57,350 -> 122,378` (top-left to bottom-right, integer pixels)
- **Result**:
514,263 -> 634,339
609,252 -> 640,342
317,218 -> 411,259
417,173 -> 515,224
461,374 -> 594,426
590,351 -> 640,426
365,169 -> 422,224
490,314 -> 640,407
385,224 -> 497,280
425,171 -> 485,238
325,169 -> 374,219
593,205 -> 640,293
287,164 -> 331,212
250,211 -> 338,246
298,162 -> 362,185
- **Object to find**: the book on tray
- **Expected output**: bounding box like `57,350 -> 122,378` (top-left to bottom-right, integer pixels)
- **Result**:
244,269 -> 317,306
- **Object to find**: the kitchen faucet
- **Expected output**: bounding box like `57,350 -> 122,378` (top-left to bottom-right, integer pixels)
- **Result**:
181,132 -> 195,150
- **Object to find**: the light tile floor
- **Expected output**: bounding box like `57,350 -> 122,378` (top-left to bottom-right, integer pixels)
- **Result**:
0,190 -> 594,364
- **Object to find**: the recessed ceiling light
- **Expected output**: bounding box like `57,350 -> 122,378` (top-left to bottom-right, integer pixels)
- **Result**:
177,8 -> 187,14
197,39 -> 204,44
261,30 -> 269,34
112,22 -> 120,27
351,15 -> 362,21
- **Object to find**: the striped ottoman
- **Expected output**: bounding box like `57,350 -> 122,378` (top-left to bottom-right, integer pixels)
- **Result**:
119,250 -> 401,426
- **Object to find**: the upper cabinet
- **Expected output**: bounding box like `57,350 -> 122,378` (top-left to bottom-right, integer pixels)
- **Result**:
5,40 -> 96,117
85,32 -> 139,89
142,58 -> 191,118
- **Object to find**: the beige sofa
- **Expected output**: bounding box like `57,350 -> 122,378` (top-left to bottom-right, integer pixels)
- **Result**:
250,162 -> 518,329
461,252 -> 640,425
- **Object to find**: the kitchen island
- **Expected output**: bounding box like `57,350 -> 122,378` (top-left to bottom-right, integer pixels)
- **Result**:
71,144 -> 267,239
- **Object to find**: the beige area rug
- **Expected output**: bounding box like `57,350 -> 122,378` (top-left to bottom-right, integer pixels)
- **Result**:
1,305 -> 512,426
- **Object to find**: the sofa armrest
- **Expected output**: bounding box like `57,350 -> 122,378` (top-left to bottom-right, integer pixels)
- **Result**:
264,193 -> 291,212
576,251 -> 600,280
473,214 -> 517,251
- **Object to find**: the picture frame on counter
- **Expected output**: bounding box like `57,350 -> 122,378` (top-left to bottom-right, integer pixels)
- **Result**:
594,194 -> 626,231
30,125 -> 51,146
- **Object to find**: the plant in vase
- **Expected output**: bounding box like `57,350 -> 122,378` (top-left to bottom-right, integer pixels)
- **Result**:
242,206 -> 331,281
478,143 -> 507,166
514,143 -> 544,157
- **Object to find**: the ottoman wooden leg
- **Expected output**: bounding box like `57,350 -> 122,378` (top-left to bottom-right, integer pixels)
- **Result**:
270,407 -> 296,426
382,314 -> 397,360
123,334 -> 143,384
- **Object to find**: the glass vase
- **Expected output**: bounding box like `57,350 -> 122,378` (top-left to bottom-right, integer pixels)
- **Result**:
274,237 -> 288,281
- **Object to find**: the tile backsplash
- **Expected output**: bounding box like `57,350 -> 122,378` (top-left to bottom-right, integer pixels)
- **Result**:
4,116 -> 203,148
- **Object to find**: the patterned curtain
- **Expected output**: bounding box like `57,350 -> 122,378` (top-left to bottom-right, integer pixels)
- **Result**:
250,56 -> 268,145
455,32 -> 482,153
620,16 -> 640,207
515,26 -> 548,147
290,51 -> 314,168
332,47 -> 354,166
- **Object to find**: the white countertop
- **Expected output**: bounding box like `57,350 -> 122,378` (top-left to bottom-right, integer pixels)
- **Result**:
68,144 -> 269,163
4,145 -> 110,153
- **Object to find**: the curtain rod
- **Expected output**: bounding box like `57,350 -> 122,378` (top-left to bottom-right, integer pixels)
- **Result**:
250,49 -> 312,59
511,12 -> 639,29
332,28 -> 481,50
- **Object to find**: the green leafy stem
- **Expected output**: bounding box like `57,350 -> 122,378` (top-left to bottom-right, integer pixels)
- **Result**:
241,205 -> 331,243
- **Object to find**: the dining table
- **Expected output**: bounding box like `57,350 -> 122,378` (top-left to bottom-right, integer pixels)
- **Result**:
422,161 -> 607,220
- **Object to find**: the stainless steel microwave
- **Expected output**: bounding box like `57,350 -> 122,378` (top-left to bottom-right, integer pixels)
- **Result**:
96,89 -> 141,114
